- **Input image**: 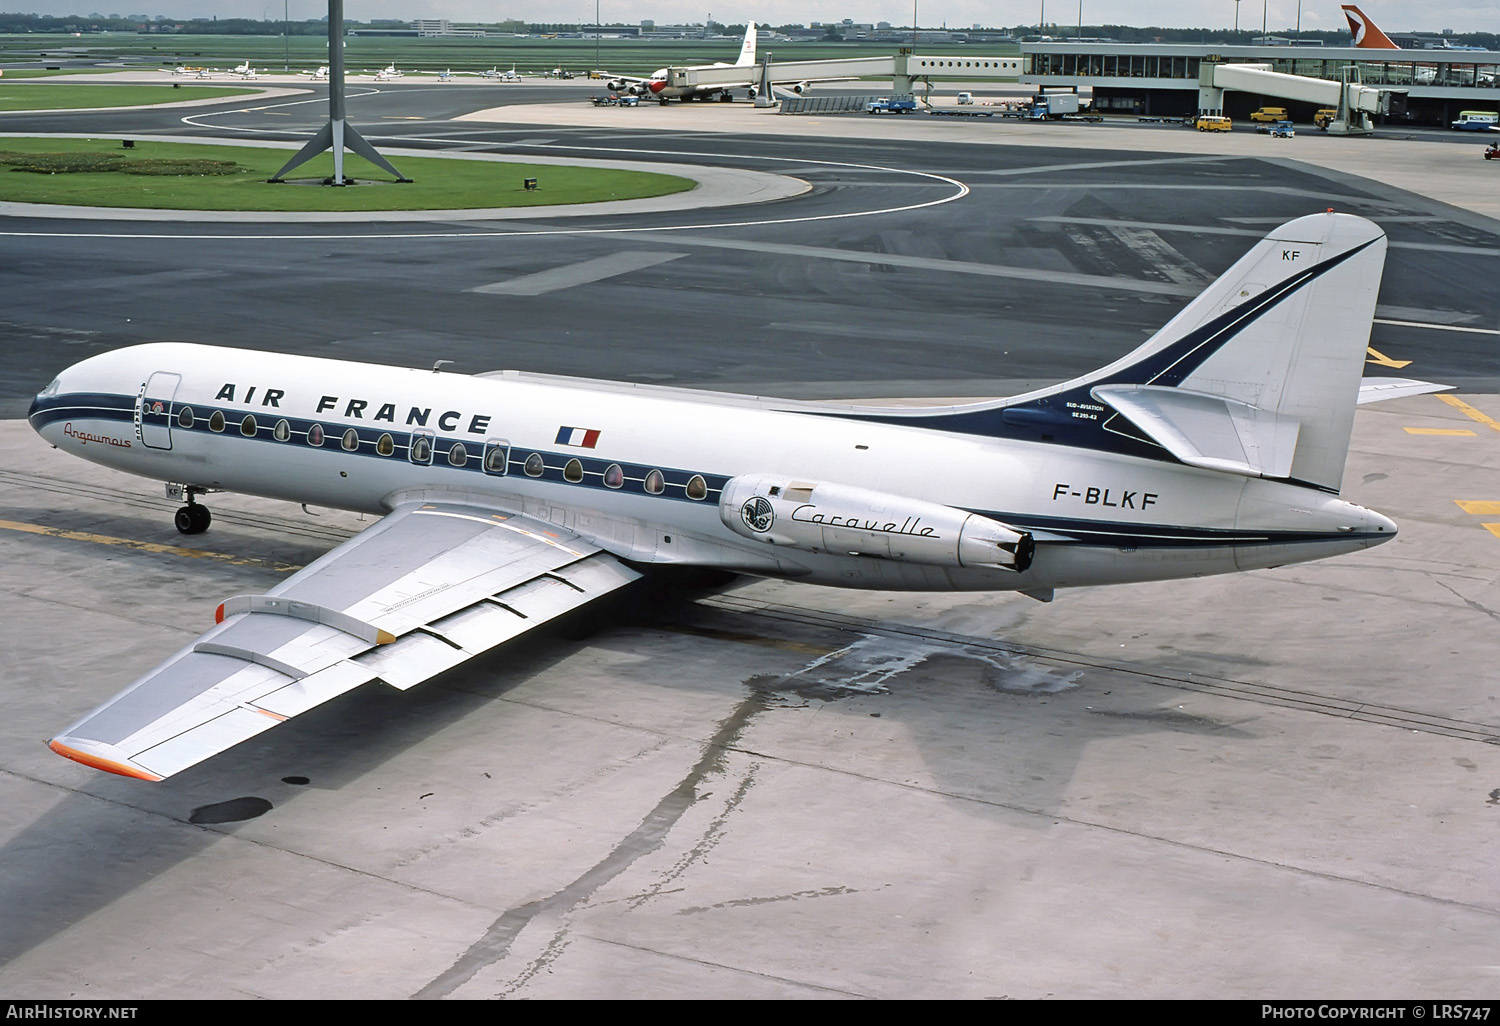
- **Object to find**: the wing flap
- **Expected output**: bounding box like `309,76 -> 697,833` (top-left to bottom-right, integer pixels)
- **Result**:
134,706 -> 282,780
48,501 -> 642,780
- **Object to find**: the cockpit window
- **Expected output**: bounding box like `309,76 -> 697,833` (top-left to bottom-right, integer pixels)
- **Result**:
38,378 -> 60,398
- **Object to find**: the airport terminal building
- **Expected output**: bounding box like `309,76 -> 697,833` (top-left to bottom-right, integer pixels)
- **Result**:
1020,41 -> 1500,126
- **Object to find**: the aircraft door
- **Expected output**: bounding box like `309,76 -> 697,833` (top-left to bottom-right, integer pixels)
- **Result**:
137,372 -> 181,450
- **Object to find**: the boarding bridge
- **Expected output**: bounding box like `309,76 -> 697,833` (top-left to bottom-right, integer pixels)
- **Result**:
664,51 -> 1025,107
1199,62 -> 1389,134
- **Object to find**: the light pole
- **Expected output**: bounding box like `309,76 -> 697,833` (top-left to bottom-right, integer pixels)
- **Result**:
1234,0 -> 1241,33
1262,0 -> 1267,36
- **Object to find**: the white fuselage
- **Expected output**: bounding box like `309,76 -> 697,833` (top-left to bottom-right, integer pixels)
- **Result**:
29,343 -> 1395,592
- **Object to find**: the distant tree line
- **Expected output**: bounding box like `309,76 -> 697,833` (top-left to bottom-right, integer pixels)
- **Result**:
0,14 -> 1492,50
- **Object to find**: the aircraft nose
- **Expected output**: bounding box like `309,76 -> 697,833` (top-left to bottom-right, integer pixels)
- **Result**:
28,376 -> 62,434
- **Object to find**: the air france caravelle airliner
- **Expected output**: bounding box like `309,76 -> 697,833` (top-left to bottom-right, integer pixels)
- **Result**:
29,213 -> 1437,782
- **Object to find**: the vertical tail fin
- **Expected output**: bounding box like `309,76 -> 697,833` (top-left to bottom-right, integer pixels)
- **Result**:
737,23 -> 757,66
1342,5 -> 1401,49
1082,213 -> 1387,492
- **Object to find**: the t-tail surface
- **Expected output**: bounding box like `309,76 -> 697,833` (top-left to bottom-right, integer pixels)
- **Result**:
29,213 -> 1437,782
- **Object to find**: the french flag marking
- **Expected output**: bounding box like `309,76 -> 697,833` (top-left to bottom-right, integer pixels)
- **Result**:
555,426 -> 601,448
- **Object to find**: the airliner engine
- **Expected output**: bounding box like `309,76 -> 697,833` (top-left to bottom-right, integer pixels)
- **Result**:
718,474 -> 1034,571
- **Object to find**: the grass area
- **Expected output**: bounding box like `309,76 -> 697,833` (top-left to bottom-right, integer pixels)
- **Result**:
0,137 -> 696,211
0,33 -> 1016,78
0,83 -> 256,110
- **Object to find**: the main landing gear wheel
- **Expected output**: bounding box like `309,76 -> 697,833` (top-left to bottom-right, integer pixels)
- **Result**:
174,503 -> 211,535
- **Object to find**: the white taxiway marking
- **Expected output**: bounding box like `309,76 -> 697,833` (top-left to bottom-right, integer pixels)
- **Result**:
469,251 -> 685,295
1375,318 -> 1500,336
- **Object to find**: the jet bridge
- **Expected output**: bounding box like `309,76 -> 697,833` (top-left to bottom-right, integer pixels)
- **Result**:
1200,62 -> 1390,134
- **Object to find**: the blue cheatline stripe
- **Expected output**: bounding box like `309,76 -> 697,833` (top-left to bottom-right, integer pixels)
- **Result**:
27,395 -> 1382,552
28,393 -> 728,506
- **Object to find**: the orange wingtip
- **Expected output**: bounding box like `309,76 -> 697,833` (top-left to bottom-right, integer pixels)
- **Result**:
377,629 -> 396,645
48,740 -> 163,781
215,603 -> 225,624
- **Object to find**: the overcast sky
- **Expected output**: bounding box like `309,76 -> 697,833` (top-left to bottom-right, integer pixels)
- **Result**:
10,2 -> 1495,35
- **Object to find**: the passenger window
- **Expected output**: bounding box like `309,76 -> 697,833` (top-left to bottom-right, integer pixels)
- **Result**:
448,441 -> 468,467
686,475 -> 707,501
177,406 -> 194,429
524,452 -> 545,477
307,423 -> 324,446
377,433 -> 394,456
341,427 -> 359,451
603,464 -> 624,489
240,414 -> 257,437
409,430 -> 433,464
209,410 -> 225,433
483,440 -> 510,476
644,469 -> 665,494
564,458 -> 583,483
273,419 -> 291,441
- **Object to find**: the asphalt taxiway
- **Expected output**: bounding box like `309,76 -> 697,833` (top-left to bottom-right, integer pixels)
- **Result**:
1,81 -> 1498,999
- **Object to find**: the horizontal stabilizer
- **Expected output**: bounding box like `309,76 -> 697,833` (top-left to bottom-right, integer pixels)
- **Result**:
1356,377 -> 1453,404
1093,384 -> 1301,479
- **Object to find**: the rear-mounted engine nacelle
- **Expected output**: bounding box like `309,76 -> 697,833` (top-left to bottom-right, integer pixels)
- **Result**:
719,474 -> 1033,572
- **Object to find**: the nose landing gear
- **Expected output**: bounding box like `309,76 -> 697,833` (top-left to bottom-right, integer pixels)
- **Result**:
166,483 -> 214,535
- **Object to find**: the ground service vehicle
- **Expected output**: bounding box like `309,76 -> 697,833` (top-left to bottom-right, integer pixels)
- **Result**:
866,98 -> 917,114
1196,115 -> 1232,132
1486,143 -> 1499,160
1028,93 -> 1080,119
957,92 -> 973,104
1453,111 -> 1499,130
1315,108 -> 1338,129
1250,107 -> 1289,122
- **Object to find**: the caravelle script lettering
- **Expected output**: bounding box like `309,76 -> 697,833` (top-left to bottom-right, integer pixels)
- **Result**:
790,505 -> 938,538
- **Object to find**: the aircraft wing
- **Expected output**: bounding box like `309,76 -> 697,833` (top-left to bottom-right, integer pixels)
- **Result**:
48,500 -> 641,781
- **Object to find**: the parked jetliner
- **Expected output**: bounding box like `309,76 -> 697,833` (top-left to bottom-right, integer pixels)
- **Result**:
1342,5 -> 1402,49
1342,5 -> 1485,52
607,22 -> 763,102
29,214 -> 1437,783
